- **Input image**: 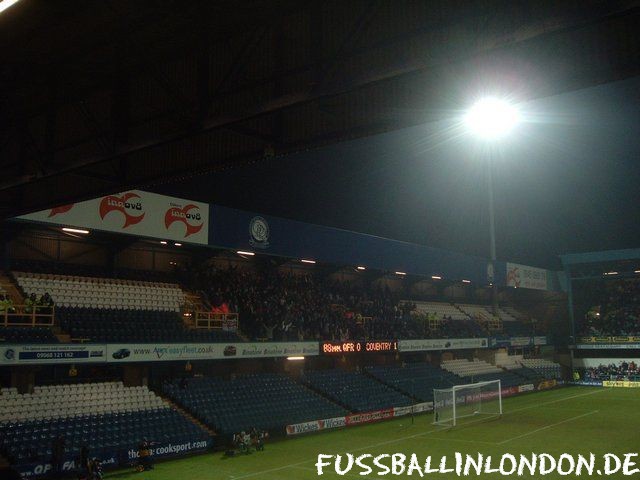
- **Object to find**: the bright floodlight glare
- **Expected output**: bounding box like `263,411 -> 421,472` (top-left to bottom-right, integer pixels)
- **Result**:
465,97 -> 520,139
0,0 -> 22,15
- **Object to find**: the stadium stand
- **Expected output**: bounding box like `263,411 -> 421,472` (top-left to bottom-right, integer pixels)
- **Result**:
0,327 -> 58,344
55,308 -> 240,343
409,301 -> 469,321
578,278 -> 640,336
10,259 -> 180,284
364,363 -> 461,403
580,360 -> 639,381
441,358 -> 524,387
302,369 -> 412,412
456,303 -> 493,319
0,382 -> 210,464
163,374 -> 347,436
13,272 -> 184,312
494,352 -> 544,382
520,358 -> 562,379
9,271 -> 242,343
3,263 -> 541,343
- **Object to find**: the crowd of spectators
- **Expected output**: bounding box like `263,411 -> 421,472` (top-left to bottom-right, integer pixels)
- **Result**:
581,360 -> 640,381
579,278 -> 640,337
194,266 -> 492,341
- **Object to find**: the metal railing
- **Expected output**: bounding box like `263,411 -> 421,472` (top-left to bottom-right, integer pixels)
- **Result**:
1,305 -> 55,327
194,311 -> 239,331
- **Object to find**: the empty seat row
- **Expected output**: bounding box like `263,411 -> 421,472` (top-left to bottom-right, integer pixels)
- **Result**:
365,363 -> 461,402
0,381 -> 166,423
303,369 -> 412,412
13,271 -> 185,312
163,374 -> 347,436
0,408 -> 209,465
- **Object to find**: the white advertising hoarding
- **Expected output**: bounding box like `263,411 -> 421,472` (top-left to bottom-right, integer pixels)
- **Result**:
398,338 -> 488,352
0,344 -> 107,365
506,262 -> 548,290
18,190 -> 209,245
106,341 -> 319,362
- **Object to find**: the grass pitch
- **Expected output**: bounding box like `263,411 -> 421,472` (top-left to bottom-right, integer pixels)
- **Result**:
106,387 -> 639,479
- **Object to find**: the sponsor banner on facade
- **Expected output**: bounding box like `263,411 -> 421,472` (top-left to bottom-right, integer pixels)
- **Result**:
393,402 -> 433,417
518,383 -> 535,393
346,409 -> 394,426
602,380 -> 640,388
106,342 -> 319,362
16,453 -> 119,478
490,336 -> 548,348
16,438 -> 211,478
569,380 -> 604,387
506,262 -> 548,290
286,416 -> 347,436
399,338 -> 488,352
577,336 -> 640,345
536,379 -> 558,391
0,344 -> 107,365
18,190 -> 209,245
575,343 -> 640,350
125,439 -> 211,461
501,386 -> 520,398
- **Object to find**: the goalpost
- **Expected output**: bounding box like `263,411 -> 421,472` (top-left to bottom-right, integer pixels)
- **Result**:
433,379 -> 502,427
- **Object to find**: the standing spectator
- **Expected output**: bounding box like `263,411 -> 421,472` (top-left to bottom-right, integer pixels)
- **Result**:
40,292 -> 55,314
50,435 -> 65,479
137,438 -> 153,471
78,445 -> 90,479
0,295 -> 7,317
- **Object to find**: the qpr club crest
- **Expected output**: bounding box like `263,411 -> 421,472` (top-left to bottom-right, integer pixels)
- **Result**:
249,216 -> 270,248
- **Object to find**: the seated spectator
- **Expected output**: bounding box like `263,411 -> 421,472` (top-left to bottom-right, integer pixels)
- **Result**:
24,293 -> 37,314
39,292 -> 55,314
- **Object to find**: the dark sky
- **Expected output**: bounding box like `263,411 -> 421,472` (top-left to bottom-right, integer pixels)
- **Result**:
156,76 -> 640,270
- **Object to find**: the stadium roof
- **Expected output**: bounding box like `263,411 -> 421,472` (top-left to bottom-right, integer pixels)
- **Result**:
560,248 -> 640,266
2,0 -> 640,218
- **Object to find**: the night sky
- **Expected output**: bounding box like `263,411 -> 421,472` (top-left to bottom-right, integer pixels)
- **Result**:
156,76 -> 640,270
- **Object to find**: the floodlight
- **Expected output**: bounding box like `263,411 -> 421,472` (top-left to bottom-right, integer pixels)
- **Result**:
465,97 -> 520,139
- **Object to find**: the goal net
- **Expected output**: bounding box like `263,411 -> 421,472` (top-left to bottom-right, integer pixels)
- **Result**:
433,379 -> 502,427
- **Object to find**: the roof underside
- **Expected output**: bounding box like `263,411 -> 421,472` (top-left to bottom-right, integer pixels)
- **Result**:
1,0 -> 640,218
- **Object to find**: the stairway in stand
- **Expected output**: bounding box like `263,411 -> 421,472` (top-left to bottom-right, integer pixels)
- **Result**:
451,303 -> 469,318
181,289 -> 248,341
0,272 -> 25,305
181,291 -> 207,328
160,394 -> 217,437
